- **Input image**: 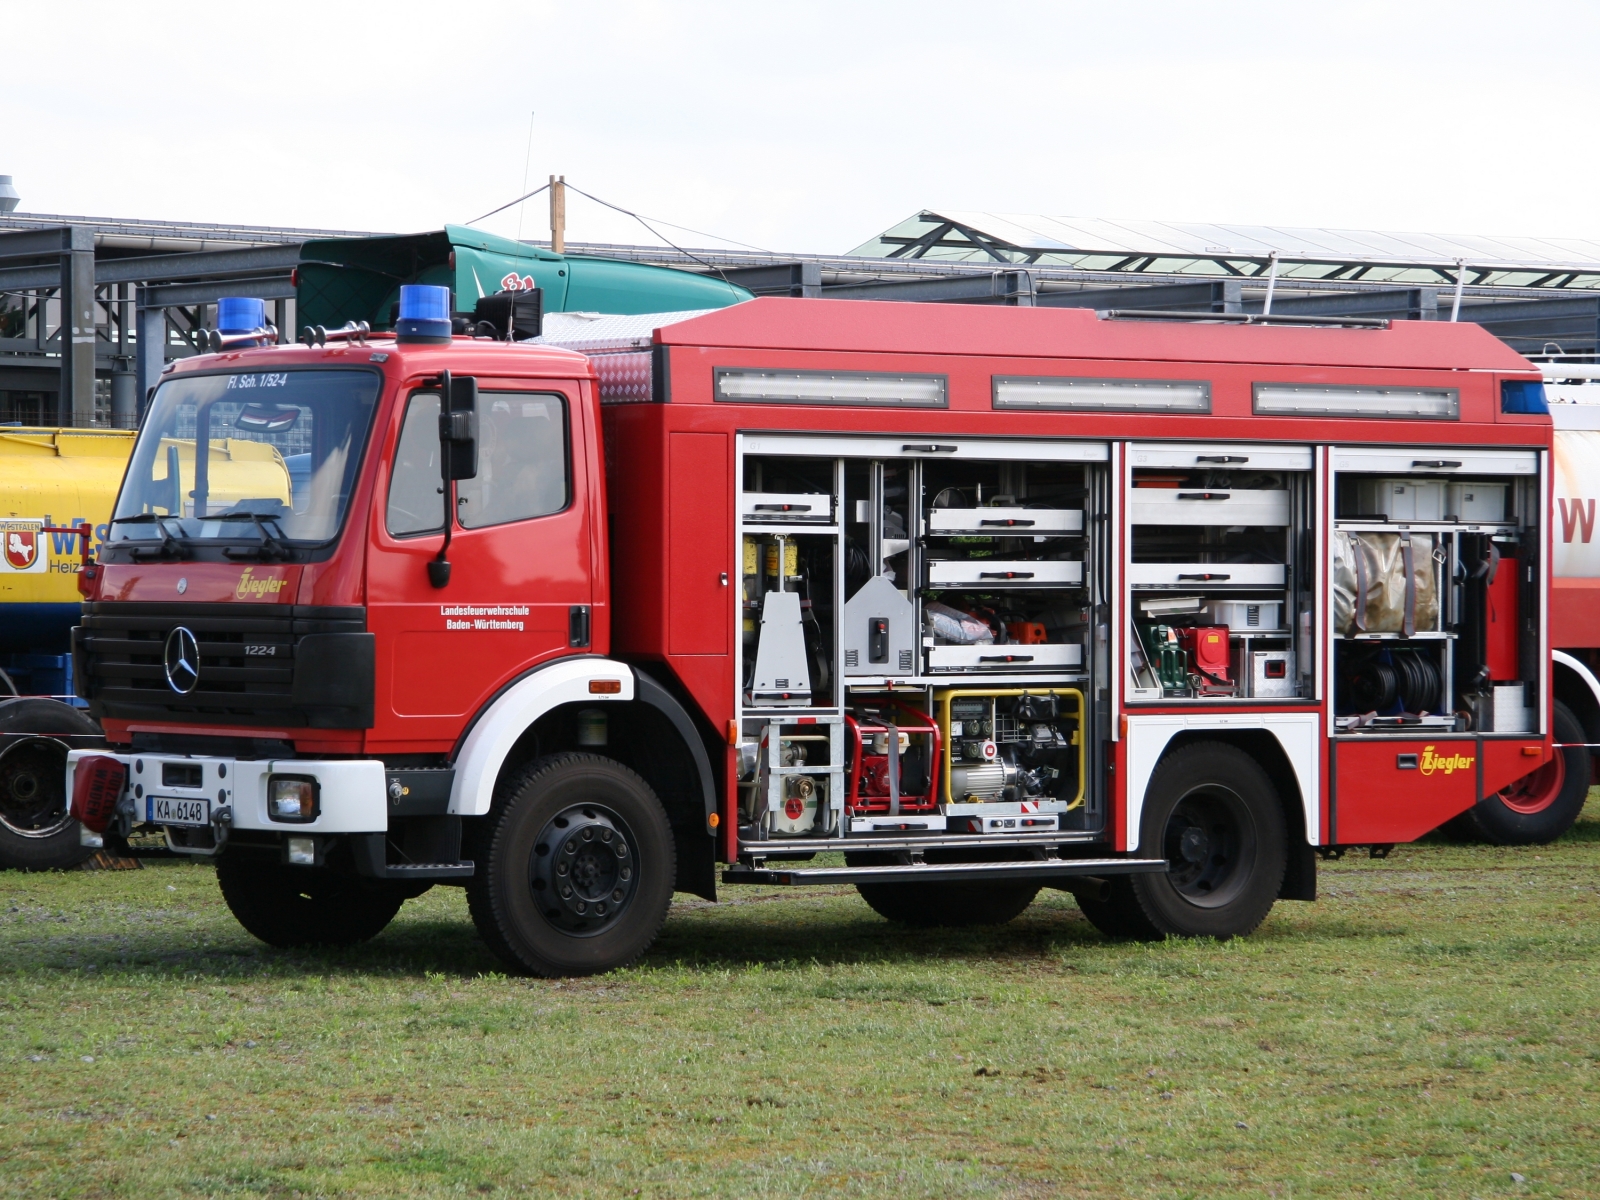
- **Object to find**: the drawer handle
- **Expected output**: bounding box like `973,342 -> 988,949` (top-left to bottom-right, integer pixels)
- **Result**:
1175,492 -> 1230,500
753,503 -> 812,512
1177,572 -> 1231,581
903,444 -> 958,453
1397,753 -> 1419,769
1196,455 -> 1248,463
979,518 -> 1036,527
979,654 -> 1034,663
1412,460 -> 1461,469
979,570 -> 1035,579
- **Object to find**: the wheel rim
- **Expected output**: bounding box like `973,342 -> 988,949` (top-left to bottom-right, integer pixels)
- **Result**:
1160,784 -> 1258,909
528,804 -> 640,937
0,738 -> 73,840
1497,752 -> 1566,815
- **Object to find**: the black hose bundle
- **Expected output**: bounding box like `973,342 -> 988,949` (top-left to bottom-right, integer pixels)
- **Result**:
1342,648 -> 1442,714
1390,649 -> 1442,713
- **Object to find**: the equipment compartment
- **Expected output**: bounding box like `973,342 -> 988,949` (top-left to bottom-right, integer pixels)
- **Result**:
1330,448 -> 1543,740
1124,442 -> 1313,704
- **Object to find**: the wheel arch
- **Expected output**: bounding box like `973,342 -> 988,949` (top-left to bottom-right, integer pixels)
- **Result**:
451,658 -> 718,901
1552,651 -> 1600,772
1125,716 -> 1316,901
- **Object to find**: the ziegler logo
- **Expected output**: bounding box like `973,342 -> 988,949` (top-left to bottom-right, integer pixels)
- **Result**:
235,567 -> 288,600
1420,745 -> 1474,776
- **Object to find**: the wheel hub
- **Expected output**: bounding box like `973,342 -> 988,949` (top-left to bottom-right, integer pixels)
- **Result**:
529,805 -> 639,936
1161,786 -> 1255,908
0,739 -> 73,840
1498,753 -> 1565,816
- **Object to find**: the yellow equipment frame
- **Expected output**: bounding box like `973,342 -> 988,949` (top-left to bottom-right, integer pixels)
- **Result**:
933,688 -> 1086,810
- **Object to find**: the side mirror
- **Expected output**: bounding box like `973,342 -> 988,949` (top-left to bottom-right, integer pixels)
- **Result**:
439,373 -> 478,481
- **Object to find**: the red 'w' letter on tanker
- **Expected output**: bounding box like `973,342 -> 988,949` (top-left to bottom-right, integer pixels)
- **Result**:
1560,497 -> 1596,543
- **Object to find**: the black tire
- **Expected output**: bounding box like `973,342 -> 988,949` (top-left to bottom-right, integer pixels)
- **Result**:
1459,700 -> 1590,845
855,880 -> 1040,927
1097,742 -> 1287,941
464,753 -> 674,977
0,699 -> 100,871
1074,876 -> 1164,941
216,855 -> 404,948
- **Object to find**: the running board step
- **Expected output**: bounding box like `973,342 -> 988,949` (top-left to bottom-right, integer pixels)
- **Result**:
350,833 -> 475,880
723,857 -> 1167,887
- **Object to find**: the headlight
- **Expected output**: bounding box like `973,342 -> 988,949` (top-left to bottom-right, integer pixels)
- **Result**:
268,775 -> 319,822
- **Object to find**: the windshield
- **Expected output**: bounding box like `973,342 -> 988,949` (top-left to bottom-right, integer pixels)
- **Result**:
111,369 -> 381,547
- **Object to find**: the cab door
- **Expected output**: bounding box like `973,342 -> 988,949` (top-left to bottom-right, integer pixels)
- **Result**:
366,381 -> 592,750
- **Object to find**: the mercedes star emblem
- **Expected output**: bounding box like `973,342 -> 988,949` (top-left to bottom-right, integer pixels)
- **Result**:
164,626 -> 200,695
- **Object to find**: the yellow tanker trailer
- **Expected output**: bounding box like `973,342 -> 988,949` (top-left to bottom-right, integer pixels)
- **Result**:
0,428 -> 133,868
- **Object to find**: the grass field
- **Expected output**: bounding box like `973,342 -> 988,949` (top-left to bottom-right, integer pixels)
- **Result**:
2,806 -> 1598,1198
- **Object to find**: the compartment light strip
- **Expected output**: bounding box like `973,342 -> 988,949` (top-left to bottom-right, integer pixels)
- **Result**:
993,376 -> 1210,412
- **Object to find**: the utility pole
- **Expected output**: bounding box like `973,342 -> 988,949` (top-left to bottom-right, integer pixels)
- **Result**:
549,175 -> 566,255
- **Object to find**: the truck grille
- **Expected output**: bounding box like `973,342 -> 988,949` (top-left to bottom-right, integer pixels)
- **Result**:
77,602 -> 365,727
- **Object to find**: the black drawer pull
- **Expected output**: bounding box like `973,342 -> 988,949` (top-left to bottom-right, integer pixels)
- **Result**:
1412,460 -> 1461,469
1176,492 -> 1230,500
753,503 -> 811,512
978,654 -> 1034,663
979,518 -> 1035,527
1397,753 -> 1419,769
1176,572 -> 1231,581
979,571 -> 1035,579
903,444 -> 958,453
1196,455 -> 1248,463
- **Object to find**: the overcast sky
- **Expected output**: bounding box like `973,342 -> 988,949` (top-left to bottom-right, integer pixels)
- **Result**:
7,1 -> 1599,254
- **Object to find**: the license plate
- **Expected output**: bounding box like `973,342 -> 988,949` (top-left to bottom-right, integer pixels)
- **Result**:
149,796 -> 210,826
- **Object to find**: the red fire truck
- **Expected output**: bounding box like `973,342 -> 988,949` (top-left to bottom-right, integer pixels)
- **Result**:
65,289 -> 1560,975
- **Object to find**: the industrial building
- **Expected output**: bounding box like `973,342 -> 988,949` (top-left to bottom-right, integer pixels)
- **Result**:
6,184 -> 1600,430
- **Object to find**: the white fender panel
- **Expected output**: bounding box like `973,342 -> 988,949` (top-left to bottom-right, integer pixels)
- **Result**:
1125,713 -> 1321,851
1553,650 -> 1600,711
450,658 -> 636,816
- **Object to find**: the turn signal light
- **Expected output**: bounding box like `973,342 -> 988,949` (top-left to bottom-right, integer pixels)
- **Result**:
268,775 -> 319,822
588,679 -> 622,694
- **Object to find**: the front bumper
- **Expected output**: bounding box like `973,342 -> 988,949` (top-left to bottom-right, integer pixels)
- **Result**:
65,750 -> 388,841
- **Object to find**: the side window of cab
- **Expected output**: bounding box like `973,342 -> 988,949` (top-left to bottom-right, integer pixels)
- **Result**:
386,392 -> 445,537
456,393 -> 570,528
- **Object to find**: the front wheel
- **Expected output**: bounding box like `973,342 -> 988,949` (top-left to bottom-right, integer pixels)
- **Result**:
1459,700 -> 1590,845
464,754 -> 675,977
1082,742 -> 1287,941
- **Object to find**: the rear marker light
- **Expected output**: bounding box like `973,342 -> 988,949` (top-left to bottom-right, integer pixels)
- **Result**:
589,679 -> 622,694
268,775 -> 319,823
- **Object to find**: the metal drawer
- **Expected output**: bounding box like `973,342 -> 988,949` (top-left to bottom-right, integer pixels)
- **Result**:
1127,562 -> 1286,588
927,559 -> 1083,587
739,491 -> 833,523
927,506 -> 1084,535
1129,442 -> 1313,471
1127,488 -> 1289,527
925,643 -> 1083,671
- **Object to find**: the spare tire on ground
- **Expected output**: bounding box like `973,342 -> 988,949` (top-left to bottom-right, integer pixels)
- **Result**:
0,697 -> 104,870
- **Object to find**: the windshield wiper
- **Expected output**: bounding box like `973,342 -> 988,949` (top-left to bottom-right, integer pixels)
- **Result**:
109,513 -> 191,560
213,512 -> 292,562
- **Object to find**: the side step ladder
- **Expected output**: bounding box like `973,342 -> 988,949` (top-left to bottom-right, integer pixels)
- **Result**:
724,856 -> 1167,887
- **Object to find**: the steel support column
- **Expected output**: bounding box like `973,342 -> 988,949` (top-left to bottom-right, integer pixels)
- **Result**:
58,227 -> 96,426
136,287 -> 167,415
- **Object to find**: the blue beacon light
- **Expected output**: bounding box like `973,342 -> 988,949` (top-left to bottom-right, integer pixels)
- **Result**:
217,296 -> 267,334
396,284 -> 453,344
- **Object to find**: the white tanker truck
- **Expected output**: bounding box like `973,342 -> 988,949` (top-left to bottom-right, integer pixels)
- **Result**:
1471,363 -> 1600,845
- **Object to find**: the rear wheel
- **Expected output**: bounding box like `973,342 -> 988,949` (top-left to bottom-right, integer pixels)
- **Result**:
855,879 -> 1040,927
1081,742 -> 1286,941
0,699 -> 101,871
1460,700 -> 1589,845
464,754 -> 675,977
216,856 -> 405,948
